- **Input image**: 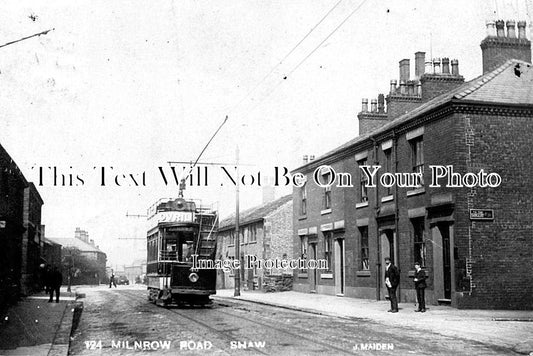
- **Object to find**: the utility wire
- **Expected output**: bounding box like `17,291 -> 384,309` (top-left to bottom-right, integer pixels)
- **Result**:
237,0 -> 369,122
0,28 -> 54,49
227,0 -> 344,115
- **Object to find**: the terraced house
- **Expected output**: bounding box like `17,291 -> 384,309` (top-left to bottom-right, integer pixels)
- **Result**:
292,20 -> 533,309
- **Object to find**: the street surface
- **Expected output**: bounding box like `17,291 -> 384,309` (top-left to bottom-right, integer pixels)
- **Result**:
69,285 -> 519,355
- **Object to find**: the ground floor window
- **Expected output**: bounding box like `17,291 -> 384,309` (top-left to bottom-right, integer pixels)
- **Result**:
412,218 -> 426,267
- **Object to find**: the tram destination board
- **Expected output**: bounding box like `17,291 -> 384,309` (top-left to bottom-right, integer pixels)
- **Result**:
469,209 -> 494,221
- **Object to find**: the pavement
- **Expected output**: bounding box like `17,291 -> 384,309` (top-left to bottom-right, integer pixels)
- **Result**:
214,289 -> 533,355
0,286 -> 80,356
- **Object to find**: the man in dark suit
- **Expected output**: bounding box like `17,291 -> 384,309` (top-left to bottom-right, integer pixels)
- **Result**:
413,261 -> 427,312
48,266 -> 63,303
384,257 -> 399,313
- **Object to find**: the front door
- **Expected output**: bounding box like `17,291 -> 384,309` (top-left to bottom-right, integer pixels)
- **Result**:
379,229 -> 395,300
310,243 -> 317,292
439,223 -> 452,299
334,238 -> 345,295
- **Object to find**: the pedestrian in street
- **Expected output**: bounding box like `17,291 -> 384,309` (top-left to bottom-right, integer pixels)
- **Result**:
109,273 -> 117,288
48,266 -> 62,303
413,261 -> 427,312
384,257 -> 399,313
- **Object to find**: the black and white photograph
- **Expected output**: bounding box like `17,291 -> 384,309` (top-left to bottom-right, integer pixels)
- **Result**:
0,0 -> 532,355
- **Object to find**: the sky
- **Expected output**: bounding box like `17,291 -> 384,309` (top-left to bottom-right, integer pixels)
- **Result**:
0,0 -> 531,267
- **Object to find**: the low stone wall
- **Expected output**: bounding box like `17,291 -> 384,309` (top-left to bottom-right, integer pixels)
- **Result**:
262,273 -> 293,292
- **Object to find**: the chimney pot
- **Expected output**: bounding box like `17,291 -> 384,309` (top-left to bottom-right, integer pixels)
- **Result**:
416,81 -> 422,97
495,20 -> 505,37
433,58 -> 441,74
517,21 -> 527,39
399,59 -> 410,82
302,155 -> 308,164
309,155 -> 315,161
424,60 -> 433,74
370,99 -> 378,112
361,98 -> 368,112
407,81 -> 415,96
377,94 -> 385,113
451,59 -> 459,75
441,57 -> 450,74
506,20 -> 516,38
399,80 -> 406,95
486,20 -> 496,37
390,80 -> 397,94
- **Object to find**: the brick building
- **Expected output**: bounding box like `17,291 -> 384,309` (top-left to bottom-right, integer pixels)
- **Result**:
0,144 -> 29,306
49,228 -> 107,285
20,183 -> 44,295
217,195 -> 293,291
292,20 -> 533,309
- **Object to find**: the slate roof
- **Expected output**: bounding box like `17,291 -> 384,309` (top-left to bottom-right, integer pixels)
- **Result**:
47,237 -> 105,254
219,195 -> 292,230
295,59 -> 533,171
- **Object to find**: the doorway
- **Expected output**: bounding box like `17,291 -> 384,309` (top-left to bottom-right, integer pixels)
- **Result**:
379,229 -> 395,300
310,243 -> 317,292
334,238 -> 345,295
439,223 -> 452,299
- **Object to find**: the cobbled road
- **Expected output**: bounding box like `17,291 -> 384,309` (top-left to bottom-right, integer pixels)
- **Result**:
69,286 -> 519,355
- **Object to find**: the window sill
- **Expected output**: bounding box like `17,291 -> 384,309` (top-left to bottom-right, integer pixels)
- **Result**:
297,273 -> 308,279
321,208 -> 332,215
407,187 -> 425,197
320,273 -> 333,279
298,215 -> 307,220
356,201 -> 369,209
356,270 -> 371,277
247,241 -> 257,245
381,195 -> 394,203
228,244 -> 235,248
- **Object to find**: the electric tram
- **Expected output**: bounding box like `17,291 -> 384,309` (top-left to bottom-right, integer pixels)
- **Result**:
146,197 -> 218,306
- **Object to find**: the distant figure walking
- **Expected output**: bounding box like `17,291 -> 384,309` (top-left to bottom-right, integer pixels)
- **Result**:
109,273 -> 117,288
48,266 -> 63,303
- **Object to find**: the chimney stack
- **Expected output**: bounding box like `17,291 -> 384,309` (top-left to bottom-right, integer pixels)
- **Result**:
496,20 -> 505,37
481,20 -> 531,73
361,98 -> 368,112
399,59 -> 410,82
451,59 -> 459,75
414,51 -> 425,78
441,57 -> 450,74
377,94 -> 385,113
506,20 -> 516,38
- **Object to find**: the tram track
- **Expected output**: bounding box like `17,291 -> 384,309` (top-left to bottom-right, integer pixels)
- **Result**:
121,289 -> 356,355
120,289 -> 268,355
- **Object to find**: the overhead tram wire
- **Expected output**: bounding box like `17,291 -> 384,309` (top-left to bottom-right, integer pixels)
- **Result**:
176,0 -> 367,188
178,115 -> 228,197
234,0 -> 369,122
225,0 -> 345,116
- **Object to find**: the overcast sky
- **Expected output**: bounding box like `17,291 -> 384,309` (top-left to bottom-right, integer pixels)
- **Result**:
0,0 -> 530,267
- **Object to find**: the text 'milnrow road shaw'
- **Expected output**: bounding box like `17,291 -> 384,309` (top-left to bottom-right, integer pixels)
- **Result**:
146,197 -> 218,306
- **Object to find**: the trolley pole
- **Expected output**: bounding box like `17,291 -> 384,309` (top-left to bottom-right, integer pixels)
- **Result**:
234,145 -> 241,297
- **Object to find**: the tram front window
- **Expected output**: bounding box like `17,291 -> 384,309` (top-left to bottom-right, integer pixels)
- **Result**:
161,239 -> 194,262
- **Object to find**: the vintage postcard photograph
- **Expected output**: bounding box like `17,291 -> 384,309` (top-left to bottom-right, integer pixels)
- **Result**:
0,0 -> 532,355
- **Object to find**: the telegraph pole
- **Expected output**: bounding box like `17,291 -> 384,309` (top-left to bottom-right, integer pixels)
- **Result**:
234,145 -> 241,297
